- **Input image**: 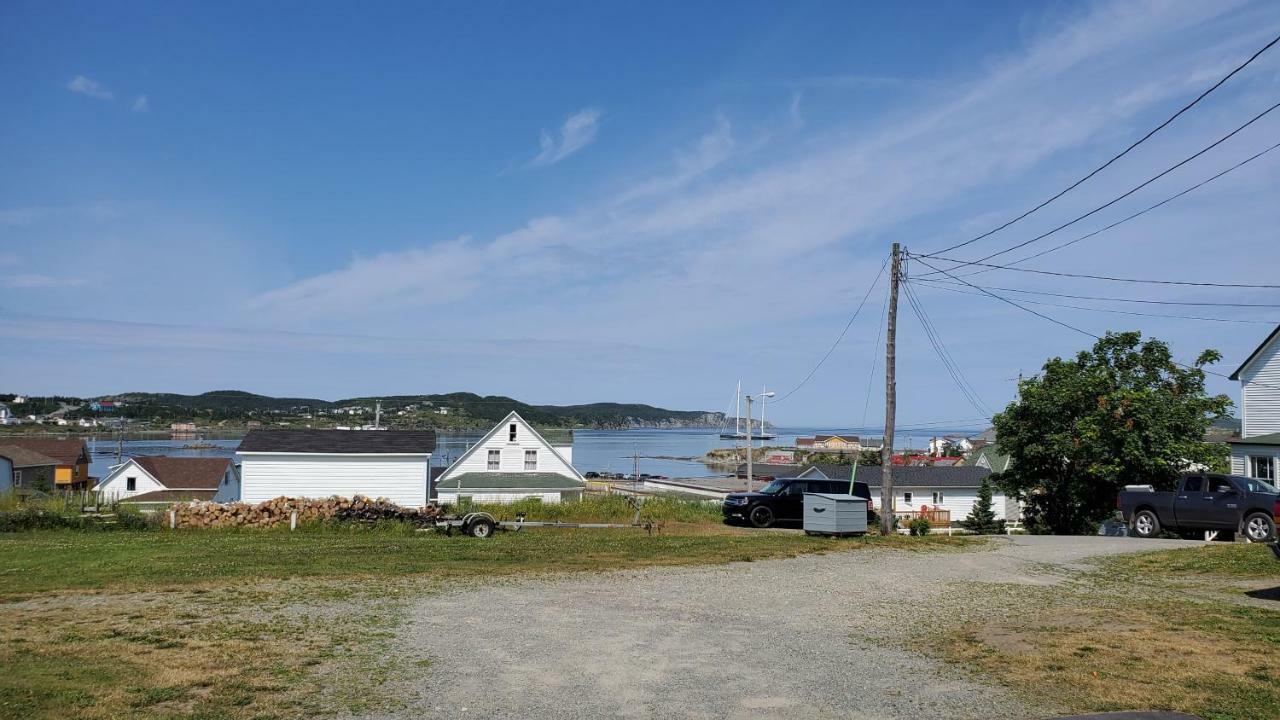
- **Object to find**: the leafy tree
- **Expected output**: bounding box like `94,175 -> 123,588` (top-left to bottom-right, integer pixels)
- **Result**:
961,476 -> 1005,534
992,332 -> 1230,535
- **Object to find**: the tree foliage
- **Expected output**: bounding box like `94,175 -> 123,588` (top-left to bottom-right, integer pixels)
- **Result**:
992,332 -> 1230,535
961,476 -> 1005,534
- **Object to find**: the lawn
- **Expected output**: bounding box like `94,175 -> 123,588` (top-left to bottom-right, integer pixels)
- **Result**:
939,543 -> 1280,720
0,525 -> 972,719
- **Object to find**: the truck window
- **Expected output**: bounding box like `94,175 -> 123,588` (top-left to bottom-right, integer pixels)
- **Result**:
1207,477 -> 1233,494
1182,476 -> 1203,492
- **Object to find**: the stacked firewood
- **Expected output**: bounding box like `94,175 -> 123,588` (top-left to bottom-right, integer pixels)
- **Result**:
169,495 -> 443,529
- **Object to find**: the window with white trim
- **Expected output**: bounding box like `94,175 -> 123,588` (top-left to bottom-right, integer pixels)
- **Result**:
903,492 -> 913,504
487,450 -> 501,471
524,450 -> 537,471
932,491 -> 944,504
1250,456 -> 1275,481
126,477 -> 136,492
509,423 -> 517,442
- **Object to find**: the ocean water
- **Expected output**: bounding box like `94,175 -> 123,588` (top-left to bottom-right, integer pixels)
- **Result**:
87,426 -> 982,481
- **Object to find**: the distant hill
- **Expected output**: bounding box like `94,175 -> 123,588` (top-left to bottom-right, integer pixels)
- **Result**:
95,390 -> 722,429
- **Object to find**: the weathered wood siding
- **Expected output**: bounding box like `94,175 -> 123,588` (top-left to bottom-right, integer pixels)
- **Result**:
1242,336 -> 1280,438
239,454 -> 429,507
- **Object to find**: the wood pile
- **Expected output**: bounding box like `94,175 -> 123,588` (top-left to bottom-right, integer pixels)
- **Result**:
169,495 -> 443,529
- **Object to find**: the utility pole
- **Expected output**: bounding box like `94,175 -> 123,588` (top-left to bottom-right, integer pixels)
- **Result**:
744,394 -> 754,493
374,400 -> 382,430
880,243 -> 901,535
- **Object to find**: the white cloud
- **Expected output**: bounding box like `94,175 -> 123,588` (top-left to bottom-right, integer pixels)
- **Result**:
66,75 -> 114,100
6,274 -> 85,289
527,107 -> 602,168
132,95 -> 149,112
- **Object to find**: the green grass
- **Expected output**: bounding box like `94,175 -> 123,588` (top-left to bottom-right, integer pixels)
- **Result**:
462,494 -> 724,524
939,543 -> 1280,720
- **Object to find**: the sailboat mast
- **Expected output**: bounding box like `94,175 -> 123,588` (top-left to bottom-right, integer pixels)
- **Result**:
759,386 -> 767,441
735,380 -> 742,435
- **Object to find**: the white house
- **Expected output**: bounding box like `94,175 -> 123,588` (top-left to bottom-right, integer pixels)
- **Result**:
800,464 -> 1017,521
236,429 -> 435,507
435,412 -> 584,504
0,404 -> 10,426
1227,325 -> 1280,482
94,456 -> 239,504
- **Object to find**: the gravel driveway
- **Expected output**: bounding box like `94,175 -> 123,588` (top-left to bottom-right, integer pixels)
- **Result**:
382,535 -> 1200,720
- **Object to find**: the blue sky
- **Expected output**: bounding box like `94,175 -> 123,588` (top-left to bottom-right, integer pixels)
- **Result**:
3,1 -> 1280,427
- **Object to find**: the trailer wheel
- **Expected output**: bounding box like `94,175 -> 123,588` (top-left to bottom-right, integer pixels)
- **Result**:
467,517 -> 496,538
1243,513 -> 1275,543
1132,510 -> 1160,538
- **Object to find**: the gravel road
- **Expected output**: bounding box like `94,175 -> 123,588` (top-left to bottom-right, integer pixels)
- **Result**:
382,535 -> 1201,720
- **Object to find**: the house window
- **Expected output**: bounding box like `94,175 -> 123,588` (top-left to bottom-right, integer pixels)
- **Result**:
932,492 -> 944,504
509,423 -> 517,442
487,450 -> 501,470
524,450 -> 537,471
126,477 -> 136,492
12,470 -> 21,486
1250,456 -> 1275,481
903,492 -> 913,504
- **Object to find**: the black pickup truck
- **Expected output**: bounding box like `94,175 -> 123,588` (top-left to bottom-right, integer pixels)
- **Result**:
1117,473 -> 1279,542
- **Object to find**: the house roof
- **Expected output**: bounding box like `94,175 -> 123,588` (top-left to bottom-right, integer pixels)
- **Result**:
0,445 -> 61,468
237,429 -> 436,454
123,489 -> 219,503
794,464 -> 992,488
735,462 -> 802,478
438,411 -> 582,483
1227,433 -> 1280,446
133,457 -> 230,489
964,444 -> 1012,473
436,472 -> 585,490
0,438 -> 87,466
1229,324 -> 1280,380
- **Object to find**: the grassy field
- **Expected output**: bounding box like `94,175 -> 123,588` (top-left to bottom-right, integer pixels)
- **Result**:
939,543 -> 1280,720
0,525 -> 972,719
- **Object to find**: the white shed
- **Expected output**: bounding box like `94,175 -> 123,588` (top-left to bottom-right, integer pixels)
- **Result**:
236,430 -> 435,508
436,412 -> 584,504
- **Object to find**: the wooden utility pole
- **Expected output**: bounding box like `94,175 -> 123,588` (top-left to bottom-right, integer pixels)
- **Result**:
880,243 -> 901,535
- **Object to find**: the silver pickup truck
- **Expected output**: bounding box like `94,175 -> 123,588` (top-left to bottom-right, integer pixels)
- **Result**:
1117,473 -> 1278,542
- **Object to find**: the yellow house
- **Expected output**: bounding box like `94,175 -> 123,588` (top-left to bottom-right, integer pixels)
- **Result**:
2,438 -> 93,491
797,435 -> 863,451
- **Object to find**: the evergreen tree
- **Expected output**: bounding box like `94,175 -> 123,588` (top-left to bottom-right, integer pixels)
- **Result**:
962,475 -> 1005,534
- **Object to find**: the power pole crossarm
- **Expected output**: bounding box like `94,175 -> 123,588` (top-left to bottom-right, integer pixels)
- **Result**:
880,243 -> 901,535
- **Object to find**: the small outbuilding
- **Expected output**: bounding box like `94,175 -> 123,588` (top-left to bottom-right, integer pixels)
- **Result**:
94,456 -> 239,504
236,430 -> 436,508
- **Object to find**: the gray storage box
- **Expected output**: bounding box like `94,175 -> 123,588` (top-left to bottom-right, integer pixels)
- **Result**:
803,493 -> 868,536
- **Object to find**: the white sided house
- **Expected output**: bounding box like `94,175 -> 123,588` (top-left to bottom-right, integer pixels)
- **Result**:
94,456 -> 239,504
237,430 -> 435,507
1228,325 -> 1280,483
799,464 -> 1018,522
436,412 -> 584,504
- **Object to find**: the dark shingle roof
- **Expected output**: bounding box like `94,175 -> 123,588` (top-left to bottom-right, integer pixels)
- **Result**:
0,445 -> 62,468
134,457 -> 230,489
0,438 -> 87,466
797,464 -> 992,488
237,429 -> 436,454
436,472 -> 584,490
123,489 -> 218,503
1227,433 -> 1280,446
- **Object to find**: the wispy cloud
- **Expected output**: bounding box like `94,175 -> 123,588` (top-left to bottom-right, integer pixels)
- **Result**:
66,75 -> 113,100
6,274 -> 85,289
527,107 -> 602,168
132,95 -> 149,113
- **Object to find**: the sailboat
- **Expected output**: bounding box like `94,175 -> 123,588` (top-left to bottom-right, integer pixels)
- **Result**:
719,382 -> 777,441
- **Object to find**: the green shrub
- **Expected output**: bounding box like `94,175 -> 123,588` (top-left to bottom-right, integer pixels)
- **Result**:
908,518 -> 932,536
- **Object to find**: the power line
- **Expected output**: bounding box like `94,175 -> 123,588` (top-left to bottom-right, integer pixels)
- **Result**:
909,252 -> 1280,289
918,98 -> 1280,270
901,278 -> 993,417
913,278 -> 1280,307
946,139 -> 1280,277
927,31 -> 1280,256
911,254 -> 1280,391
915,280 -> 1279,324
773,256 -> 889,404
860,278 -> 891,428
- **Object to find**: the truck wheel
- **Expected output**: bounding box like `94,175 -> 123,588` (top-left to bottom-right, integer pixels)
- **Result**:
1132,510 -> 1160,538
467,517 -> 496,538
748,505 -> 775,529
1243,513 -> 1276,543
